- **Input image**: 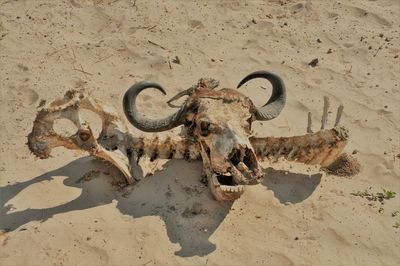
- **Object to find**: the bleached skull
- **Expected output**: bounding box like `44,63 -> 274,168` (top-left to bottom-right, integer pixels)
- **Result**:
28,71 -> 353,202
123,71 -> 286,200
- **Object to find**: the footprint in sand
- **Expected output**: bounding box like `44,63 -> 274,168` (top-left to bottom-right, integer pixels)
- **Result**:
188,20 -> 204,30
15,87 -> 39,107
345,5 -> 390,26
289,3 -> 306,14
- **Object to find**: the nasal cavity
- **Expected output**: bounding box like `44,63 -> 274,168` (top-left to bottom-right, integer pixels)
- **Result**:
243,148 -> 256,169
229,148 -> 241,166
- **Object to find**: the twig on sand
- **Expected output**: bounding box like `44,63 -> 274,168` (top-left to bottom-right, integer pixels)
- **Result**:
168,57 -> 172,69
71,48 -> 77,63
148,40 -> 168,50
131,0 -> 138,10
94,54 -> 114,64
47,47 -> 68,57
73,65 -> 93,76
108,0 -> 121,5
347,65 -> 352,73
373,45 -> 382,57
131,25 -> 157,31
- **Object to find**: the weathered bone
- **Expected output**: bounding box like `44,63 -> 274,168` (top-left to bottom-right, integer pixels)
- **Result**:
250,127 -> 348,167
167,78 -> 220,108
307,112 -> 313,134
27,90 -> 135,183
335,105 -> 344,127
321,96 -> 330,130
28,75 -> 355,202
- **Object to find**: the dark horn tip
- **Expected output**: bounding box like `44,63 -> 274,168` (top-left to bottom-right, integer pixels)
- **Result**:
236,70 -> 287,121
123,80 -> 186,132
236,70 -> 284,89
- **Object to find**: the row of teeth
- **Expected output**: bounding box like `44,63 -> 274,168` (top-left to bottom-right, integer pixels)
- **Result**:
220,185 -> 244,193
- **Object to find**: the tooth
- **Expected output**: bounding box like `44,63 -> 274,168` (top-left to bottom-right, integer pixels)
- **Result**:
287,147 -> 298,160
237,162 -> 247,171
212,175 -> 220,187
231,166 -> 245,184
220,185 -> 228,192
273,147 -> 284,162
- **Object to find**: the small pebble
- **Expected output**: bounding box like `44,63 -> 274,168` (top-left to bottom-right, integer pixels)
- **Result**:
308,58 -> 319,67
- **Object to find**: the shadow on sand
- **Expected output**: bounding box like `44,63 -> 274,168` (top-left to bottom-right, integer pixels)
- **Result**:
262,167 -> 322,204
0,157 -> 321,256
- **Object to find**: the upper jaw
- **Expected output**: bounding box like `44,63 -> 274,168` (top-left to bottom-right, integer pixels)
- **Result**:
200,142 -> 262,201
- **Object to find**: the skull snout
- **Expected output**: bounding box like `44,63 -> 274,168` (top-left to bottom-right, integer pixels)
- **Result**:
228,146 -> 257,168
227,145 -> 261,184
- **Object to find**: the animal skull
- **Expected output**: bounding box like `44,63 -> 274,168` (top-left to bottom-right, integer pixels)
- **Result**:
122,71 -> 286,200
28,71 -> 355,201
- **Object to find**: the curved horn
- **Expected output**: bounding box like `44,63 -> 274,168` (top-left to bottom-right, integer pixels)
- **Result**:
166,87 -> 195,108
237,70 -> 287,121
123,81 -> 187,132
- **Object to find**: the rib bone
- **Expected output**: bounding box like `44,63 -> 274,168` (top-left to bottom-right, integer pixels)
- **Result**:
321,96 -> 330,130
307,112 -> 313,133
334,105 -> 344,127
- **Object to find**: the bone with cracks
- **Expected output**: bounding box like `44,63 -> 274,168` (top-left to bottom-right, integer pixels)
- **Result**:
28,72 -> 357,201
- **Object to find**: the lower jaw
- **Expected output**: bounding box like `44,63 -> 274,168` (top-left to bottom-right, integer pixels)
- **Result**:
209,174 -> 245,201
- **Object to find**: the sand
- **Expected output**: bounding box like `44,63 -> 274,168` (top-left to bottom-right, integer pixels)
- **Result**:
0,0 -> 399,265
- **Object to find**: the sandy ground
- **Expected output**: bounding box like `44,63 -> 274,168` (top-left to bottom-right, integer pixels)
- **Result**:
1,0 -> 400,265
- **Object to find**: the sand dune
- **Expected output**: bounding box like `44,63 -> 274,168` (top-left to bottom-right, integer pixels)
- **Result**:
0,0 -> 399,265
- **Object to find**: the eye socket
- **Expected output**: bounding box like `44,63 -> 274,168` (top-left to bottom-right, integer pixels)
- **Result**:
199,121 -> 221,136
200,121 -> 210,136
200,121 -> 210,131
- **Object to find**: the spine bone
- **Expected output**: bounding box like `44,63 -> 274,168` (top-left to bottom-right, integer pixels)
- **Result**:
250,127 -> 348,167
127,136 -> 200,161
